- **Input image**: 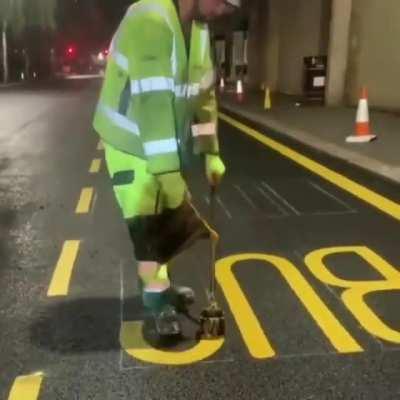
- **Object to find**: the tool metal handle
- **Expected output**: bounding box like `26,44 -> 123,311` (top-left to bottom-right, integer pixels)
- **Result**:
208,179 -> 219,301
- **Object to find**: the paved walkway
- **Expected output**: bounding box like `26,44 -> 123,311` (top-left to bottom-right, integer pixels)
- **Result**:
219,89 -> 400,184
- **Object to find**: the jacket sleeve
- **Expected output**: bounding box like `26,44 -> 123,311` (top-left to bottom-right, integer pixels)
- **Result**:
121,13 -> 180,175
193,87 -> 219,155
192,34 -> 219,156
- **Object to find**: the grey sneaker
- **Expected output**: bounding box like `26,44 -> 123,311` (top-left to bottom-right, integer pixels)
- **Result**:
154,305 -> 181,336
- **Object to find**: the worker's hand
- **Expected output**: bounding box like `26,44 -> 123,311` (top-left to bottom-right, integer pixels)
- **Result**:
205,154 -> 226,187
156,172 -> 187,209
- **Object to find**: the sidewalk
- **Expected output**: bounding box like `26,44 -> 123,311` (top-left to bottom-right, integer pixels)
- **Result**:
0,81 -> 25,89
219,89 -> 400,185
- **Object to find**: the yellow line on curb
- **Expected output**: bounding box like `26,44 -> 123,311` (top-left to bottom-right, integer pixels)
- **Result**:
97,140 -> 104,150
8,373 -> 43,400
219,112 -> 400,222
89,158 -> 101,173
47,240 -> 80,296
75,187 -> 94,214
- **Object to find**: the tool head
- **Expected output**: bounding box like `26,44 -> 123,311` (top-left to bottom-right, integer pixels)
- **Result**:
197,302 -> 225,340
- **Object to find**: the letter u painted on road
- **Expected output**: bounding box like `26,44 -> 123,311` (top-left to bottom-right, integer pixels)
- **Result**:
305,246 -> 400,344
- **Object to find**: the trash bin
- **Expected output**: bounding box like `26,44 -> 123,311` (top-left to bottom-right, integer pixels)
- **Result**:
303,56 -> 327,102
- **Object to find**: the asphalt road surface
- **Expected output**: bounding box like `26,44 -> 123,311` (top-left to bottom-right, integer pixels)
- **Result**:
1,79 -> 400,399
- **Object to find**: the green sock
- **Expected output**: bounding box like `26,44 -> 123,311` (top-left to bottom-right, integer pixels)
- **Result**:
142,290 -> 170,313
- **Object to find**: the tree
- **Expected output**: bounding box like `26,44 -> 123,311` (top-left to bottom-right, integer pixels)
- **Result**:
0,0 -> 56,83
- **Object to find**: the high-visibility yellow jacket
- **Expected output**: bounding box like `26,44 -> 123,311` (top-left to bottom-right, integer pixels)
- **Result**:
93,0 -> 219,175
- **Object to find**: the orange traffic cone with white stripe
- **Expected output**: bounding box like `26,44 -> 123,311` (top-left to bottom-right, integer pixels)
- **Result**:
346,87 -> 377,143
236,79 -> 244,102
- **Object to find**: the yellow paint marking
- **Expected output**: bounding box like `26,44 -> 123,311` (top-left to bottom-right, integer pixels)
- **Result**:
219,112 -> 400,222
89,158 -> 101,173
216,255 -> 275,359
306,246 -> 400,344
75,187 -> 94,214
97,140 -> 104,150
217,254 -> 362,356
120,321 -> 224,365
47,240 -> 80,296
8,373 -> 43,400
342,282 -> 400,344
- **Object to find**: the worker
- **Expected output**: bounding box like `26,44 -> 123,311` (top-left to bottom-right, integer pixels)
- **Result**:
93,0 -> 240,336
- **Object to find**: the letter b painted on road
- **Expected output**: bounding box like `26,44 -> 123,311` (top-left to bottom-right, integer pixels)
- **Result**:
305,246 -> 400,344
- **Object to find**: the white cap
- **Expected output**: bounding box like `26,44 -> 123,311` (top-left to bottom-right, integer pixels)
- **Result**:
225,0 -> 241,7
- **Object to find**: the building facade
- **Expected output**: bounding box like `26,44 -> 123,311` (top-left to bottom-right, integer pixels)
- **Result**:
213,0 -> 400,110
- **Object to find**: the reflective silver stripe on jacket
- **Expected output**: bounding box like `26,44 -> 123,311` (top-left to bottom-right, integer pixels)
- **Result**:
113,52 -> 129,72
98,104 -> 140,136
129,80 -> 200,99
131,77 -> 175,94
143,138 -> 178,156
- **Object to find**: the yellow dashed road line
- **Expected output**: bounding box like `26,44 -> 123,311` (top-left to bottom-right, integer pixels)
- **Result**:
89,158 -> 102,173
10,140 -> 102,394
75,187 -> 94,214
219,112 -> 400,222
48,240 -> 80,296
97,140 -> 104,150
8,373 -> 43,400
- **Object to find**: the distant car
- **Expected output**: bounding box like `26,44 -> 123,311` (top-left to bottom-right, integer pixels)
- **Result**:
57,45 -> 109,77
89,48 -> 109,75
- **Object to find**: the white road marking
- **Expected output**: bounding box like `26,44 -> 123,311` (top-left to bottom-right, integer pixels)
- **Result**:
234,185 -> 257,209
216,195 -> 233,219
262,181 -> 301,215
256,186 -> 289,217
308,181 -> 356,212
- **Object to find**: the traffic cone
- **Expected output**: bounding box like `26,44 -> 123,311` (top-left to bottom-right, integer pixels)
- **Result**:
219,76 -> 225,92
236,79 -> 244,102
346,87 -> 377,143
264,87 -> 271,110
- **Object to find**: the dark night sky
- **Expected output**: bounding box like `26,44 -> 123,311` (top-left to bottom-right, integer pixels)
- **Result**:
55,0 -> 134,51
54,0 -> 246,54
